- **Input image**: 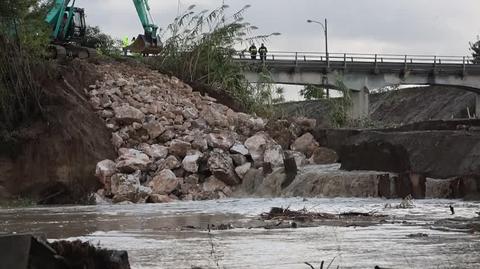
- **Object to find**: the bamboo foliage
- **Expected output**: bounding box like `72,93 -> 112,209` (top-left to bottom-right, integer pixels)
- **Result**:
0,0 -> 51,134
0,34 -> 45,132
150,5 -> 283,115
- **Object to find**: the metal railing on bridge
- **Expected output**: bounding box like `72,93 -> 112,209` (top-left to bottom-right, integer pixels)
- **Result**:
234,51 -> 474,65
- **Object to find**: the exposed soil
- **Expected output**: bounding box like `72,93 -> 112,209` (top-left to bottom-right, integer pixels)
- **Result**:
370,86 -> 475,125
277,86 -> 476,126
275,99 -> 332,128
0,59 -> 116,204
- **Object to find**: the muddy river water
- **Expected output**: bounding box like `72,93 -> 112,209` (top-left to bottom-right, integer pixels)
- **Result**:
1,198 -> 479,268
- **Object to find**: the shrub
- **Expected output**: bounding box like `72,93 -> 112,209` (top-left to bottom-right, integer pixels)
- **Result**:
80,26 -> 122,56
147,4 -> 282,116
0,0 -> 53,134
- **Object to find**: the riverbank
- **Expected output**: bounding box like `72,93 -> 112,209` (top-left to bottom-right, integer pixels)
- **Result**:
1,58 -> 480,205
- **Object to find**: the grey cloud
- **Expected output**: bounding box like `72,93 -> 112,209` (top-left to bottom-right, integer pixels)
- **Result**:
78,0 -> 480,55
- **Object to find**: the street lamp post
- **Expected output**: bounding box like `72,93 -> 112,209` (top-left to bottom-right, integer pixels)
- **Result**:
307,18 -> 329,67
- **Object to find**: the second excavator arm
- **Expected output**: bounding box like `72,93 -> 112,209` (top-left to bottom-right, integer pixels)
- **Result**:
128,0 -> 162,55
132,0 -> 159,38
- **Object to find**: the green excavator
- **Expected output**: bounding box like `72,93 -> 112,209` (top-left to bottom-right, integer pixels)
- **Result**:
45,0 -> 161,59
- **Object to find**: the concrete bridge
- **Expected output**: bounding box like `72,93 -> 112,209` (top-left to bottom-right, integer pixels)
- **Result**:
236,52 -> 480,118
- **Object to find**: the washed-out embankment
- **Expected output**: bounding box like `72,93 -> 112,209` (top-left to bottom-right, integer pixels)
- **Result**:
0,59 -> 479,205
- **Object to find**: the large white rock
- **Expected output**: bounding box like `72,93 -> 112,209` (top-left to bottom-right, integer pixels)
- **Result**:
95,159 -> 116,185
192,136 -> 208,152
149,169 -> 181,194
245,132 -> 270,166
285,150 -> 308,168
202,106 -> 229,128
168,139 -> 192,158
290,132 -> 319,157
206,132 -> 235,150
182,106 -> 199,119
110,172 -> 140,196
116,148 -> 151,173
143,121 -> 166,139
139,143 -> 168,159
182,151 -> 202,173
113,104 -> 145,124
230,143 -> 249,156
158,155 -> 181,170
207,152 -> 240,186
110,171 -> 151,203
264,144 -> 284,168
235,162 -> 252,179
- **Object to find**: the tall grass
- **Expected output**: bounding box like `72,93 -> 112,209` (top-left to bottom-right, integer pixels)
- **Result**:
328,78 -> 352,128
147,5 -> 283,115
0,18 -> 48,136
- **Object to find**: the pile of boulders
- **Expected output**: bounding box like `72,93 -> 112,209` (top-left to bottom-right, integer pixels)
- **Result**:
89,63 -> 335,204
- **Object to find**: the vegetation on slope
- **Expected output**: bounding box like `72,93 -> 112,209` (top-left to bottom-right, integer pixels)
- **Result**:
147,5 -> 284,116
0,0 -> 54,136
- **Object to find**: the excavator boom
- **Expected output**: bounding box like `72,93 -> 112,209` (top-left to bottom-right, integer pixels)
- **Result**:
127,0 -> 162,55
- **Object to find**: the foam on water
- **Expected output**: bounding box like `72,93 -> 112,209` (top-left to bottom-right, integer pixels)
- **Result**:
1,198 -> 479,268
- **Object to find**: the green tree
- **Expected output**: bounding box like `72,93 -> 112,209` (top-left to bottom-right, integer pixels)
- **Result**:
0,0 -> 53,56
0,0 -> 52,132
299,84 -> 326,100
80,26 -> 121,56
328,78 -> 352,127
470,37 -> 480,64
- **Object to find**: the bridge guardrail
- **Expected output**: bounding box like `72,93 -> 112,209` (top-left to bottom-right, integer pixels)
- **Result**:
234,51 -> 474,65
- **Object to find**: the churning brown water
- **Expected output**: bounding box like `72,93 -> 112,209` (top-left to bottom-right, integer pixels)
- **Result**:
1,198 -> 479,268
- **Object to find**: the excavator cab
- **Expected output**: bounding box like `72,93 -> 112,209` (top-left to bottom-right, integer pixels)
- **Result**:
45,1 -> 94,59
69,7 -> 86,40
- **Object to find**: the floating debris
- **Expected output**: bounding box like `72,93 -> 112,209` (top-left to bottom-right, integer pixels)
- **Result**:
261,207 -> 386,222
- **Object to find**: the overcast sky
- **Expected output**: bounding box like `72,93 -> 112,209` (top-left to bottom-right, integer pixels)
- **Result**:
81,0 -> 480,55
79,0 -> 480,100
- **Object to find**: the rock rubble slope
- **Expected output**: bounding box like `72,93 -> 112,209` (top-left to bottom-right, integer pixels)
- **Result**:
90,63 -> 323,204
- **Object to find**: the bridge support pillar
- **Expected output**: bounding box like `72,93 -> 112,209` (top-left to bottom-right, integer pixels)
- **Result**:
349,87 -> 369,119
476,94 -> 480,118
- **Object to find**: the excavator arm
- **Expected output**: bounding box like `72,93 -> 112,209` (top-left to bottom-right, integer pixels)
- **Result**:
128,0 -> 162,55
132,0 -> 158,38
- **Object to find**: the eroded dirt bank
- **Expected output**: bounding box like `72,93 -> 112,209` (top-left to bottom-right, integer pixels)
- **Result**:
0,60 -> 116,204
277,86 -> 476,127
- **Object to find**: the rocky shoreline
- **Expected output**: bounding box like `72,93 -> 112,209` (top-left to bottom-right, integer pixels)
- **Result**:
86,62 -> 480,204
89,63 -> 336,204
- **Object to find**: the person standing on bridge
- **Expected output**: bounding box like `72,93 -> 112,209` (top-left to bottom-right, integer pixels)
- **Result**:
259,43 -> 268,61
249,44 -> 258,59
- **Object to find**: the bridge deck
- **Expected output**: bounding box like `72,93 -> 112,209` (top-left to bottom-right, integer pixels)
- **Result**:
234,51 -> 480,75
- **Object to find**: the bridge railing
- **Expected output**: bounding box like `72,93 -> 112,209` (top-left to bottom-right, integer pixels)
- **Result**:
234,51 -> 474,65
